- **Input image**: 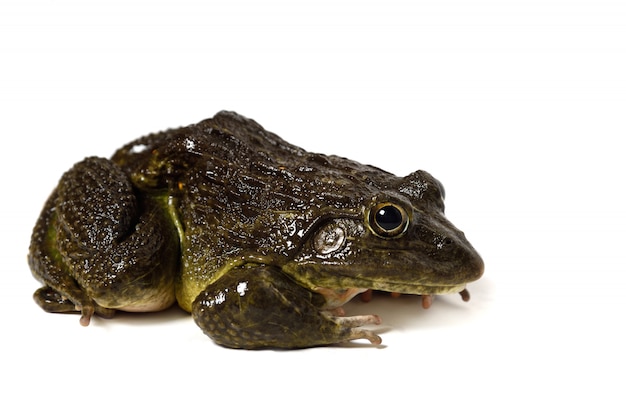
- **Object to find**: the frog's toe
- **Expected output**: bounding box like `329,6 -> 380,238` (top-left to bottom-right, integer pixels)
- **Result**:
33,286 -> 115,326
329,313 -> 382,345
329,313 -> 381,327
78,305 -> 94,326
79,304 -> 116,326
348,329 -> 382,345
33,286 -> 79,314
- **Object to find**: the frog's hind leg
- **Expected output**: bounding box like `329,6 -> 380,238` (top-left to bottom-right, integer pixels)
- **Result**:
29,189 -> 103,325
33,286 -> 77,313
33,286 -> 115,321
28,157 -> 179,326
192,264 -> 382,349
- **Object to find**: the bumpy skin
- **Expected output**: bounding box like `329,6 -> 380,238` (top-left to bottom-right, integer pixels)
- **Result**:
28,111 -> 484,349
29,158 -> 179,325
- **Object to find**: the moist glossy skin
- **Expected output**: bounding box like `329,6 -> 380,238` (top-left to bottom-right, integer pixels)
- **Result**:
28,111 -> 484,349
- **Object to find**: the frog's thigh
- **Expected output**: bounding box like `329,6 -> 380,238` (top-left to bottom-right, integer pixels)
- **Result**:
58,158 -> 179,313
192,265 -> 382,349
29,157 -> 178,324
29,187 -> 113,325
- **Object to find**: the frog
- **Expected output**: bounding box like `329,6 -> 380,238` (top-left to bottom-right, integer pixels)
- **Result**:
28,111 -> 484,349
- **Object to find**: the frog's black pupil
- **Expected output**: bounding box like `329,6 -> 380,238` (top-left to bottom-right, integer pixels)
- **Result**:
375,206 -> 403,231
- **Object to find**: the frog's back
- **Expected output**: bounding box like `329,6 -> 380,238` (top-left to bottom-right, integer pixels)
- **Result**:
110,111 -> 396,311
114,111 -> 392,189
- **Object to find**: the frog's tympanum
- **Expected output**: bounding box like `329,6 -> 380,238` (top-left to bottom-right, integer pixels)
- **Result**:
28,111 -> 484,349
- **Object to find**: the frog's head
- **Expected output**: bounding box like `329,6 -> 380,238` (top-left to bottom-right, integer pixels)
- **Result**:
283,170 -> 484,299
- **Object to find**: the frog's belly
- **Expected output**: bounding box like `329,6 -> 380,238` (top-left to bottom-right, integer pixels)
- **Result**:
117,297 -> 176,313
97,283 -> 177,313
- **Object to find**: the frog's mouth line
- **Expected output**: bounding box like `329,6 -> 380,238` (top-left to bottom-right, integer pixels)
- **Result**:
314,285 -> 471,310
352,280 -> 470,298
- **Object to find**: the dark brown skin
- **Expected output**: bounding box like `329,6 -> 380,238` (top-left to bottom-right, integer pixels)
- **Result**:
28,111 -> 484,349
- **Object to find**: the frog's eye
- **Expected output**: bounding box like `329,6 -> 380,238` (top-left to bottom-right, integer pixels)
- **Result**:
368,202 -> 409,239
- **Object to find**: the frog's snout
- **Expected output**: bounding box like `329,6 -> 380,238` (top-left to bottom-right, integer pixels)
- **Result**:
450,235 -> 484,284
423,216 -> 484,284
466,249 -> 485,282
453,232 -> 484,281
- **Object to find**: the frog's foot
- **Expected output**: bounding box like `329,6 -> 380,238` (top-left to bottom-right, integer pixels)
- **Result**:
359,289 -> 373,302
192,265 -> 384,349
33,286 -> 116,326
326,313 -> 382,345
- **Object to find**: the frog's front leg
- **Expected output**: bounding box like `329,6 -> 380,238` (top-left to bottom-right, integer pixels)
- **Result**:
192,265 -> 382,349
28,157 -> 179,325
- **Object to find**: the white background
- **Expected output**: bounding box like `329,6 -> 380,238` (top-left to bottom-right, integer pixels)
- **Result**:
2,0 -> 625,416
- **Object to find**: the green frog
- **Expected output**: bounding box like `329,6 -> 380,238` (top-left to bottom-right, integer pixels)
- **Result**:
28,111 -> 484,349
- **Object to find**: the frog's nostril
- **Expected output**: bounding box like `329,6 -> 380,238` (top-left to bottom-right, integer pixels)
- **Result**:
434,235 -> 453,249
